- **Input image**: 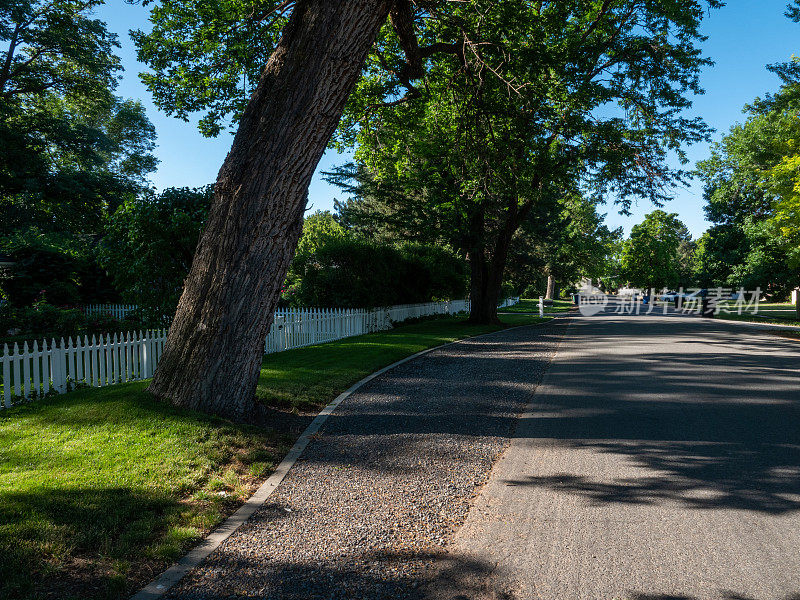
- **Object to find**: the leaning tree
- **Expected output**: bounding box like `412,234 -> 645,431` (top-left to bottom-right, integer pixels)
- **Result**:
134,0 -> 720,420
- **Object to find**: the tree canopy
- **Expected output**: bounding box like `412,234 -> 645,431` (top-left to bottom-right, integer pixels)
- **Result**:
620,210 -> 693,291
0,0 -> 158,237
695,86 -> 800,297
324,0 -> 718,319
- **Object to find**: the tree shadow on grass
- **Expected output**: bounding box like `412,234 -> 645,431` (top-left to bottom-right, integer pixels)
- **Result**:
1,486 -> 187,600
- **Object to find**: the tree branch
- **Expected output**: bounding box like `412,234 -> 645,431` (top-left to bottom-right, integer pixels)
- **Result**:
0,22 -> 21,93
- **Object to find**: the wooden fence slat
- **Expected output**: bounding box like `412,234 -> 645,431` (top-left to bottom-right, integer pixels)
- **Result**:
2,344 -> 11,407
95,335 -> 103,387
22,342 -> 30,399
32,340 -> 40,397
12,343 -> 21,398
41,340 -> 50,396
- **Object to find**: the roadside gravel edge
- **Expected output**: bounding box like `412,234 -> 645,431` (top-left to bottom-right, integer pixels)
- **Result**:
130,317 -> 562,600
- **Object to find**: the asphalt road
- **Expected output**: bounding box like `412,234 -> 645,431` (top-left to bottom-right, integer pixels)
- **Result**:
438,303 -> 800,600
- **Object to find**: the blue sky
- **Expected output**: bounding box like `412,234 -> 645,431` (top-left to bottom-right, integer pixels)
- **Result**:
96,1 -> 800,237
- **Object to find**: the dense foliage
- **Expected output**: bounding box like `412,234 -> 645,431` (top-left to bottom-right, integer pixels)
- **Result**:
100,186 -> 214,324
101,203 -> 468,321
505,194 -> 622,296
284,211 -> 468,308
694,89 -> 800,297
0,229 -> 124,340
0,0 -> 158,237
329,1 -> 717,319
0,0 -> 159,337
132,0 -> 720,322
620,210 -> 694,291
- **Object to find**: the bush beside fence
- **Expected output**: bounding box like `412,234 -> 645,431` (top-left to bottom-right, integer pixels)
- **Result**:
265,300 -> 473,353
2,298 -> 517,407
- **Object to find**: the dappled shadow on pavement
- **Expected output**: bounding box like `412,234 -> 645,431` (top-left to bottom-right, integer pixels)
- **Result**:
164,322 -> 567,600
164,315 -> 800,599
497,316 -> 800,515
296,316 -> 800,515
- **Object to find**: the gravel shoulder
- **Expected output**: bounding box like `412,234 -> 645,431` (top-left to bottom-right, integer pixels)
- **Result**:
165,320 -> 567,600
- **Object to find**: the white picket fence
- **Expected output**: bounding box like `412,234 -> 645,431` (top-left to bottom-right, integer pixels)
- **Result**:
264,299 -> 474,353
2,297 -> 518,408
83,304 -> 138,320
0,330 -> 168,408
498,297 -> 518,308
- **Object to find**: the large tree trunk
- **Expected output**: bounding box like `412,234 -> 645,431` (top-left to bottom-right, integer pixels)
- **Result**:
148,0 -> 393,421
468,249 -> 500,324
468,208 -> 518,325
545,273 -> 556,300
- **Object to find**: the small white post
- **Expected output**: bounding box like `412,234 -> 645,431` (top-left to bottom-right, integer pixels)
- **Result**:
538,296 -> 544,318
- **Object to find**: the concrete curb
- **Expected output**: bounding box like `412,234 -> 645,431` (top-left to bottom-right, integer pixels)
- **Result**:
130,317 -> 563,599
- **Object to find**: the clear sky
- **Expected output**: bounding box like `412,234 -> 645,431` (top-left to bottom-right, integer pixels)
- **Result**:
96,1 -> 800,238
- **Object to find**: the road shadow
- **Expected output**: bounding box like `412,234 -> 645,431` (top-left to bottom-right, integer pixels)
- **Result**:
630,595 -> 800,600
497,316 -> 800,514
293,316 -> 800,515
166,549 -> 511,600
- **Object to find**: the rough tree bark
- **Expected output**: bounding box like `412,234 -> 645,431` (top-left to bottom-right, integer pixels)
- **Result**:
468,249 -> 500,324
468,233 -> 518,324
545,274 -> 556,300
467,201 -> 526,324
148,0 -> 393,421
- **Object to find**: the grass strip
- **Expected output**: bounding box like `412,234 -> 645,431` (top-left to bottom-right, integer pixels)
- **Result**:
497,298 -> 574,314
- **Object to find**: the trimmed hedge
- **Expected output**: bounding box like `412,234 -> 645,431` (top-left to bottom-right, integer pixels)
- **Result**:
285,238 -> 467,308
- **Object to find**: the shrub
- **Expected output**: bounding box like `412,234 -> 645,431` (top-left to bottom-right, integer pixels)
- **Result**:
0,300 -> 15,336
0,229 -> 118,308
396,243 -> 468,302
2,246 -> 81,307
287,236 -> 467,308
16,300 -> 86,338
85,314 -> 126,337
522,283 -> 544,298
499,282 -> 516,301
99,186 -> 213,324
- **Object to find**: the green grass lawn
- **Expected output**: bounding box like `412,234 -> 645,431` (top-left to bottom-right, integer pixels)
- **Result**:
748,302 -> 798,319
0,384 -> 291,600
715,302 -> 800,326
0,313 -> 547,600
497,298 -> 574,314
